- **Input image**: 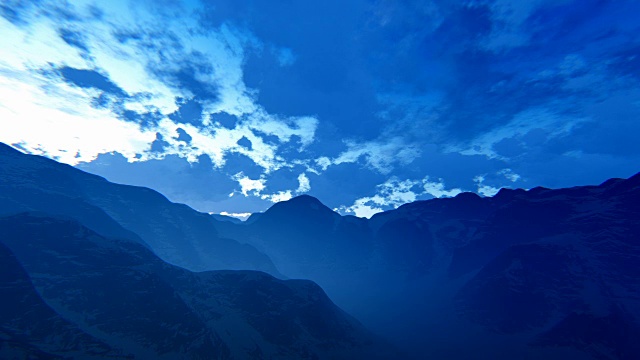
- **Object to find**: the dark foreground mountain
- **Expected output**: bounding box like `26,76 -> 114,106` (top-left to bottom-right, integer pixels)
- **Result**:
0,143 -> 278,275
0,213 -> 397,359
216,175 -> 640,359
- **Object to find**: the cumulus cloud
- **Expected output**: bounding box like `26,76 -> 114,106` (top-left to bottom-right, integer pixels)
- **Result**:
338,176 -> 462,218
231,171 -> 310,204
296,173 -> 311,193
232,172 -> 266,196
0,0 -> 318,172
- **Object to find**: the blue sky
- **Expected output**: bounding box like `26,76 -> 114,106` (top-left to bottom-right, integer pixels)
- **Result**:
1,0 -> 639,218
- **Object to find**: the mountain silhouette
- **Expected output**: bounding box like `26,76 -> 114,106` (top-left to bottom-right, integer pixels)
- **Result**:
217,174 -> 640,359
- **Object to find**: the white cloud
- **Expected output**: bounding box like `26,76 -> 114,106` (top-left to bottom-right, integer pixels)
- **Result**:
314,157 -> 332,172
473,175 -> 501,197
231,172 -> 304,204
0,66 -> 156,164
261,190 -> 293,203
232,172 -> 266,196
296,173 -> 311,193
338,176 -> 463,218
217,211 -> 252,221
423,178 -> 463,198
0,0 -> 318,172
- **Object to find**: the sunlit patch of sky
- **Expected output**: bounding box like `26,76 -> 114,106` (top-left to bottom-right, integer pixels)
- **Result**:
2,0 -> 640,217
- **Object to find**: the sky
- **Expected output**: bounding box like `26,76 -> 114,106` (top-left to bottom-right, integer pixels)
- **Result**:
1,0 -> 639,219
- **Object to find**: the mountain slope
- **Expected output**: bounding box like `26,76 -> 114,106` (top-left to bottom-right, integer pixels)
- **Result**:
0,241 -> 124,359
217,174 -> 640,359
0,213 -> 398,359
0,143 -> 278,275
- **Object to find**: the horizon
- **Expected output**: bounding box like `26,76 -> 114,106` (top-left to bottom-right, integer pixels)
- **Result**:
2,1 -> 640,218
5,138 -> 636,221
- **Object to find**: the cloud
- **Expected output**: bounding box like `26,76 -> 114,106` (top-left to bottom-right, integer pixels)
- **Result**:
473,167 -> 525,196
498,168 -> 521,182
0,67 -> 156,164
325,137 -> 421,174
296,173 -> 311,193
0,0 -> 318,173
473,175 -> 501,197
338,176 -> 462,218
218,211 -> 252,220
261,190 -> 293,203
232,172 -> 266,196
231,171 -> 309,204
422,178 -> 464,198
453,107 -> 588,160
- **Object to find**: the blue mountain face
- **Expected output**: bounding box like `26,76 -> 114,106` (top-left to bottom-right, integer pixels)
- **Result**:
1,141 -> 638,359
216,174 -> 640,359
0,143 -> 399,359
0,143 -> 278,275
0,213 -> 398,359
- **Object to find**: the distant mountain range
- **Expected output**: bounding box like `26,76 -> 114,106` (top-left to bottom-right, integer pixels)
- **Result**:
0,144 -> 397,359
1,141 -> 639,359
215,174 -> 640,359
0,143 -> 278,275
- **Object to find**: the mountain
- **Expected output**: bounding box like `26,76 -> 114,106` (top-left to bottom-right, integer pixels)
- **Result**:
0,143 -> 278,275
3,141 -> 638,359
0,213 -> 398,359
216,174 -> 640,359
0,239 -> 123,359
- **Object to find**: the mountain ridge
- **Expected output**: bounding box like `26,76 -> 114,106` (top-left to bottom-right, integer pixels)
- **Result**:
2,142 -> 639,359
216,170 -> 640,359
0,142 -> 280,275
0,212 -> 400,359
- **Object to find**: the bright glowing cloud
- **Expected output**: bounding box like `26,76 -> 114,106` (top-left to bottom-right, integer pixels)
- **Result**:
0,0 -> 318,173
0,67 -> 156,164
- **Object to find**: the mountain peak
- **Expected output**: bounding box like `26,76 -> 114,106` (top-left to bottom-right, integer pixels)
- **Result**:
260,195 -> 338,222
286,194 -> 325,207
